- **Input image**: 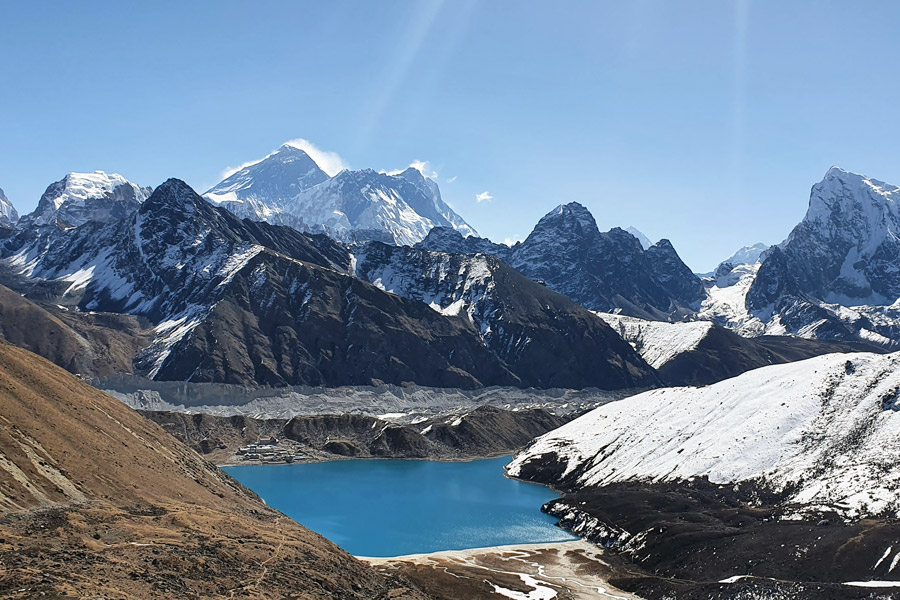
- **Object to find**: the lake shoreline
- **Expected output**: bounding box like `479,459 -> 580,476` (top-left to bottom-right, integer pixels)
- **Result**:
223,456 -> 572,557
361,539 -> 644,600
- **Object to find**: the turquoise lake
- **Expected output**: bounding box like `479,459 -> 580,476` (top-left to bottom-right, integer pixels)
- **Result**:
223,455 -> 575,557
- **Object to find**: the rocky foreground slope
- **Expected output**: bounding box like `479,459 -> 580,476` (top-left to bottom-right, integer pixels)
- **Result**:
0,341 -> 427,599
508,352 -> 900,598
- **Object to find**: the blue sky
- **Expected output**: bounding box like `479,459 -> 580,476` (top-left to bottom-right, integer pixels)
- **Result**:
2,1 -> 900,271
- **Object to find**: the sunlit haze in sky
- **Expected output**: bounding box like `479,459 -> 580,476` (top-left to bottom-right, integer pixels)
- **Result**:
2,0 -> 900,271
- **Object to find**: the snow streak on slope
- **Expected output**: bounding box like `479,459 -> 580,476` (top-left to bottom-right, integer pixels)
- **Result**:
509,352 -> 900,519
595,313 -> 713,368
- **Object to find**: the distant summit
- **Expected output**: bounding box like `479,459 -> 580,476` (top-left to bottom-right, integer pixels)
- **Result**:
625,226 -> 652,250
419,202 -> 703,320
0,187 -> 18,225
22,171 -> 151,228
204,142 -> 476,245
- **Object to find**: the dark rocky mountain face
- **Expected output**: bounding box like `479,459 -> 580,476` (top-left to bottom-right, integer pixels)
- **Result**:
418,202 -> 704,320
353,242 -> 659,389
1,179 -> 656,390
148,251 -> 521,388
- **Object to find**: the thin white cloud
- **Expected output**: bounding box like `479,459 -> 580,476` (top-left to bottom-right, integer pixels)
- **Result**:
219,139 -> 350,180
503,236 -> 522,247
283,139 -> 350,177
445,175 -> 458,184
476,191 -> 493,203
409,160 -> 438,179
384,159 -> 439,180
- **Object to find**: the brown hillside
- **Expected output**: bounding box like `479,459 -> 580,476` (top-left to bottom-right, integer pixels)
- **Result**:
0,341 -> 426,599
0,284 -> 150,377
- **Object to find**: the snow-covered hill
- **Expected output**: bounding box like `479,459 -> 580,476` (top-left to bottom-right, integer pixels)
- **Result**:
0,187 -> 18,225
595,313 -> 713,368
204,143 -> 476,245
21,171 -> 151,228
509,351 -> 900,519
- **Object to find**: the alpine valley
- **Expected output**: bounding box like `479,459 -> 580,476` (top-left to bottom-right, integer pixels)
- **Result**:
5,144 -> 900,598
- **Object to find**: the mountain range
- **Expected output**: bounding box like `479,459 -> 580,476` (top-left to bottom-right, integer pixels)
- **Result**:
0,177 -> 658,389
2,151 -> 900,392
417,203 -> 705,320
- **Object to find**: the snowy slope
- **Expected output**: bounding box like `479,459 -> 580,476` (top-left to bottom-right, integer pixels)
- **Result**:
509,351 -> 900,518
0,187 -> 18,225
697,262 -> 769,335
595,313 -> 713,368
23,171 -> 151,227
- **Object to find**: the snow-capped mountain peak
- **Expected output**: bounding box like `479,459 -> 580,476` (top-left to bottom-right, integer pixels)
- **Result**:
721,242 -> 769,267
0,187 -> 18,225
802,167 -> 900,241
204,144 -> 329,223
625,226 -> 652,250
204,144 -> 477,244
23,171 -> 151,228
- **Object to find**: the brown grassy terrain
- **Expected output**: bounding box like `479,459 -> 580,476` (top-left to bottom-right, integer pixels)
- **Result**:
0,341 -> 427,599
0,284 -> 151,377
